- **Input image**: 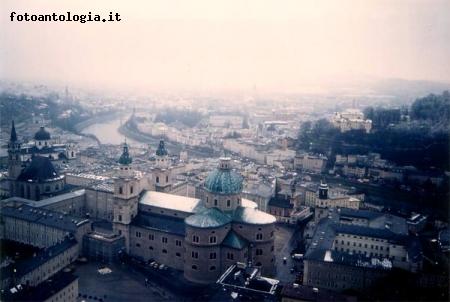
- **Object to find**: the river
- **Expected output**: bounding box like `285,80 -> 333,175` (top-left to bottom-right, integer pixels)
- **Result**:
81,116 -> 139,145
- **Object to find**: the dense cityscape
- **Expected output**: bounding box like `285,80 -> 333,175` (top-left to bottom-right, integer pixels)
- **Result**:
0,80 -> 448,301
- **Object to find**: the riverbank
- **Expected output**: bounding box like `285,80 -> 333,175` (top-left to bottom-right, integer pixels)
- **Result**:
119,117 -> 217,158
74,111 -> 123,133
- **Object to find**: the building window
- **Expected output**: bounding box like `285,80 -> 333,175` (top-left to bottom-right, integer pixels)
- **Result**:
130,186 -> 133,194
136,231 -> 141,238
209,252 -> 216,260
227,252 -> 234,260
192,265 -> 198,270
149,234 -> 154,240
118,215 -> 122,222
192,251 -> 199,259
149,246 -> 154,250
176,252 -> 181,257
209,266 -> 216,271
166,176 -> 169,182
162,237 -> 168,243
270,231 -> 274,238
136,243 -> 141,247
209,236 -> 217,244
271,245 -> 274,251
214,199 -> 218,206
118,230 -> 122,235
162,249 -> 168,254
227,200 -> 231,207
256,233 -> 263,241
176,240 -> 182,246
256,249 -> 263,256
192,235 -> 199,243
156,176 -> 159,183
206,197 -> 209,203
119,187 -> 123,194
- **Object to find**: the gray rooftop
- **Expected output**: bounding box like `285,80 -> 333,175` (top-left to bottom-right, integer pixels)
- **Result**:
132,212 -> 186,236
233,206 -> 276,225
1,204 -> 90,232
139,191 -> 204,214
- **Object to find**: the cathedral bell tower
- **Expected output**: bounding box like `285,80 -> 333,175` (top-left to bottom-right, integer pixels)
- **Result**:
318,180 -> 329,199
8,121 -> 22,184
153,139 -> 172,192
112,142 -> 139,253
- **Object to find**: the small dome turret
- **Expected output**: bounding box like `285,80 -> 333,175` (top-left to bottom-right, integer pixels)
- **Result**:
118,142 -> 132,165
34,126 -> 51,141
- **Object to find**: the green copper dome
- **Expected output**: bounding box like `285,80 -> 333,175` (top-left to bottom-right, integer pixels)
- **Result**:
204,158 -> 243,195
185,207 -> 232,228
118,142 -> 132,165
155,140 -> 168,156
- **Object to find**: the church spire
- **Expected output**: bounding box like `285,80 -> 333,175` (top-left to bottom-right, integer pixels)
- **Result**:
10,120 -> 17,142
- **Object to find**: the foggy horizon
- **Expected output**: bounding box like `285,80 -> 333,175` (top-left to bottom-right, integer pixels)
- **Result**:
1,0 -> 450,94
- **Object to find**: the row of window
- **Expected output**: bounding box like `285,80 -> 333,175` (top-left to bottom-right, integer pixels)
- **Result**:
135,231 -> 273,246
191,265 -> 216,271
192,233 -> 268,244
206,197 -> 240,207
118,186 -> 134,195
336,240 -> 388,251
338,233 -> 386,243
155,175 -> 169,184
136,231 -> 183,246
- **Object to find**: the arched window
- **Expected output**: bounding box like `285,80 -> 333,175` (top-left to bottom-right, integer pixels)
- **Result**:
256,249 -> 263,256
156,176 -> 159,183
191,265 -> 198,270
256,233 -> 263,240
162,249 -> 167,254
209,236 -> 217,244
192,235 -> 199,243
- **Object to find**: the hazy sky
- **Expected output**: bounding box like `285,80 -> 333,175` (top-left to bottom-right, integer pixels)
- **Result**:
1,0 -> 449,93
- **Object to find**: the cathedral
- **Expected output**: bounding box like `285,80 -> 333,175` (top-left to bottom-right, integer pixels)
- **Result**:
3,121 -> 277,284
7,121 -> 66,201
